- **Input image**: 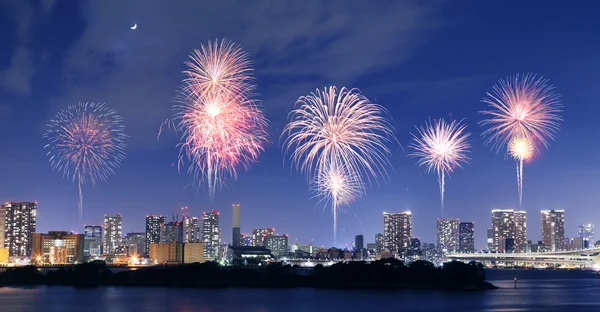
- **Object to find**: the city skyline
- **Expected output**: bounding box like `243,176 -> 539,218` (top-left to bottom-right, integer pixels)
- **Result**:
1,2 -> 599,249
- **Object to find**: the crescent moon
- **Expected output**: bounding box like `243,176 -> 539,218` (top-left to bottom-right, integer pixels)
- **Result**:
130,23 -> 137,30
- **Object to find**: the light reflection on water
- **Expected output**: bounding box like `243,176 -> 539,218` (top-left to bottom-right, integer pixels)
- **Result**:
1,269 -> 600,312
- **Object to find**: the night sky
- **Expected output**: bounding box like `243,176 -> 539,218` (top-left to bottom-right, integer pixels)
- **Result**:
1,1 -> 599,249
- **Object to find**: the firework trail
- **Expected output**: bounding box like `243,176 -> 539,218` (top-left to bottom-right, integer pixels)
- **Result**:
283,86 -> 395,245
409,118 -> 471,216
44,102 -> 127,218
508,136 -> 534,208
311,162 -> 364,242
165,39 -> 268,200
480,74 -> 562,206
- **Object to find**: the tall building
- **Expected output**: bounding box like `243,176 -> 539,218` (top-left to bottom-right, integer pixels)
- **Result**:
161,221 -> 183,243
458,222 -> 475,253
437,219 -> 459,253
145,215 -> 166,255
578,224 -> 594,248
183,217 -> 199,243
83,225 -> 102,257
383,212 -> 412,252
0,206 -> 4,249
252,228 -> 275,246
2,202 -> 37,257
375,233 -> 384,253
232,204 -> 241,246
125,232 -> 146,256
264,235 -> 289,257
103,214 -> 122,255
514,211 -> 527,252
541,209 -> 565,251
202,211 -> 220,260
355,234 -> 364,251
32,231 -> 84,264
486,228 -> 494,251
491,209 -> 526,253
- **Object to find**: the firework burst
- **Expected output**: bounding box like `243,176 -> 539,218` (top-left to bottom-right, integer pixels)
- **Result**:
409,118 -> 471,215
282,86 -> 394,245
480,74 -> 562,207
479,74 -> 562,152
44,102 -> 127,217
508,136 -> 534,208
311,162 -> 365,239
167,39 -> 268,200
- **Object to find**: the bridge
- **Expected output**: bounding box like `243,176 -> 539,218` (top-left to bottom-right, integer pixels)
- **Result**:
447,248 -> 600,266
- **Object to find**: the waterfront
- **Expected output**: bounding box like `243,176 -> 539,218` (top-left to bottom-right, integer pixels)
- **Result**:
1,269 -> 599,311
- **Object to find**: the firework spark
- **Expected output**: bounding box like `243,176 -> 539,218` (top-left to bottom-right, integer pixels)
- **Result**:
282,86 -> 395,245
479,74 -> 562,152
480,74 -> 562,206
508,136 -> 534,208
44,102 -> 127,217
167,39 -> 268,200
311,162 -> 364,240
409,118 -> 471,215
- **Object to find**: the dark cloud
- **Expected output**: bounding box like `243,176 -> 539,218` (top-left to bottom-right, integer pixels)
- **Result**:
1,47 -> 35,94
0,0 -> 57,94
54,0 -> 443,150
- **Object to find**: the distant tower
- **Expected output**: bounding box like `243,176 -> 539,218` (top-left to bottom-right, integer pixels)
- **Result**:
383,212 -> 412,252
491,209 -> 526,253
202,211 -> 220,260
458,222 -> 475,253
232,204 -> 241,246
541,210 -> 565,251
578,224 -> 595,248
103,214 -> 122,255
2,202 -> 37,257
437,219 -> 459,253
145,215 -> 166,255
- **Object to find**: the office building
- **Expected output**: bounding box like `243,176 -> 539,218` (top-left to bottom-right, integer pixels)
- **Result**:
375,233 -> 384,253
183,242 -> 204,263
161,221 -> 183,243
232,204 -> 241,246
149,242 -> 183,264
514,211 -> 527,252
355,234 -> 364,251
437,219 -> 459,253
252,228 -> 275,247
578,224 -> 594,248
103,214 -> 122,255
145,215 -> 166,255
383,211 -> 412,252
183,217 -> 199,243
83,225 -> 102,257
541,209 -> 565,252
264,235 -> 288,258
202,211 -> 220,260
125,232 -> 146,256
491,209 -> 526,253
2,202 -> 37,257
458,222 -> 475,253
0,206 -> 4,248
486,228 -> 494,251
32,231 -> 84,264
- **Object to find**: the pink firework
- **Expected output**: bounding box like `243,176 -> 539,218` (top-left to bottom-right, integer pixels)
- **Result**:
480,74 -> 562,207
282,86 -> 395,245
170,39 -> 268,200
409,118 -> 471,215
479,74 -> 562,153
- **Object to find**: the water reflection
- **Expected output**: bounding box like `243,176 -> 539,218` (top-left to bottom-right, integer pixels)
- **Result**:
1,270 -> 600,312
